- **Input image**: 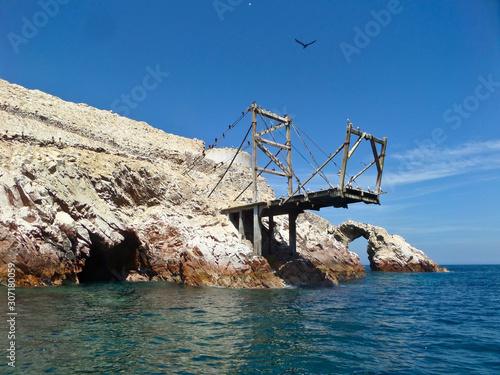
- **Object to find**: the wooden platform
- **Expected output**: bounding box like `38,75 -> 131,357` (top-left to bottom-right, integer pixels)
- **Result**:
221,187 -> 380,217
217,104 -> 387,257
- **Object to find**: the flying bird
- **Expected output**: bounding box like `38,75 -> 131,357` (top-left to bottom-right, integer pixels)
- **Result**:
295,38 -> 316,49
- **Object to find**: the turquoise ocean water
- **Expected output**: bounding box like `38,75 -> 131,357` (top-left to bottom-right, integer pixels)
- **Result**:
2,265 -> 499,374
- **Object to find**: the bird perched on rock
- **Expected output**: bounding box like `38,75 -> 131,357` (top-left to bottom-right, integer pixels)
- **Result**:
295,39 -> 316,49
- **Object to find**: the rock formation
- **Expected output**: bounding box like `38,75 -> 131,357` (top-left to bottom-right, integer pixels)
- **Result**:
332,220 -> 447,272
0,78 -> 444,288
0,78 -> 367,288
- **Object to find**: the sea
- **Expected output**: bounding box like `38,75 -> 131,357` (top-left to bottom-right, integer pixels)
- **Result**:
2,265 -> 499,374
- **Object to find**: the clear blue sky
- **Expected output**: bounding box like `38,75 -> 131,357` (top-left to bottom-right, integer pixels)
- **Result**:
1,0 -> 499,264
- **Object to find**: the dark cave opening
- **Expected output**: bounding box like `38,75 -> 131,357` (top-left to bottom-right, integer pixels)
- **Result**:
78,231 -> 142,283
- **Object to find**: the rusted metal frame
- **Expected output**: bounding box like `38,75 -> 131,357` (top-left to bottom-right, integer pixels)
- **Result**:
255,137 -> 291,150
256,167 -> 288,177
339,122 -> 352,195
256,142 -> 291,176
256,122 -> 287,137
348,160 -> 376,187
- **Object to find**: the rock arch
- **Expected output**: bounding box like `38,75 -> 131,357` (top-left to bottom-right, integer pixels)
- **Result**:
332,220 -> 446,272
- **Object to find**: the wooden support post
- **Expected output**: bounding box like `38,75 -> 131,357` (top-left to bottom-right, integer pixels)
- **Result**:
375,137 -> 387,193
339,121 -> 352,195
267,215 -> 274,256
253,206 -> 262,256
289,212 -> 298,256
286,120 -> 293,196
238,210 -> 245,240
252,105 -> 258,203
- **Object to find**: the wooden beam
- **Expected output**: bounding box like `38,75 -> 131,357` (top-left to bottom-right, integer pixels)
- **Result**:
257,122 -> 287,137
256,167 -> 288,177
348,134 -> 365,159
351,127 -> 385,144
286,123 -> 293,196
254,107 -> 289,123
375,137 -> 387,193
348,160 -> 376,186
287,142 -> 345,198
339,121 -> 352,194
255,137 -> 291,150
252,106 -> 258,203
256,142 -> 291,176
370,138 -> 382,175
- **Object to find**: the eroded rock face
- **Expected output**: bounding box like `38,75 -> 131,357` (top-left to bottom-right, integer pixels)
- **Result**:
0,78 -> 364,288
263,213 -> 366,287
332,220 -> 446,272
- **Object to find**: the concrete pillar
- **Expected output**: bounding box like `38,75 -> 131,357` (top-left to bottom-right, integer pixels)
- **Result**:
267,215 -> 274,256
253,206 -> 262,256
289,212 -> 298,256
238,210 -> 245,240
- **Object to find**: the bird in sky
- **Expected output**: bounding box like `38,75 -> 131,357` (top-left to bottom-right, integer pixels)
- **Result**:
295,39 -> 316,49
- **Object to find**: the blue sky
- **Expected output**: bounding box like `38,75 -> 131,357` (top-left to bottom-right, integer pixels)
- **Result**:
1,0 -> 499,264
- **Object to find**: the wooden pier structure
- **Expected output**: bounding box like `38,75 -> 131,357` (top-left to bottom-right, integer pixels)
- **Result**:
217,103 -> 387,256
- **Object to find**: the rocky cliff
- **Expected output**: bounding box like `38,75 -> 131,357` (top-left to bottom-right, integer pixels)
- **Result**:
333,220 -> 447,272
0,78 -> 444,288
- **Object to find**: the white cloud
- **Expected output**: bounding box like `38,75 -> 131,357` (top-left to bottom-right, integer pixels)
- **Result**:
384,139 -> 500,186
